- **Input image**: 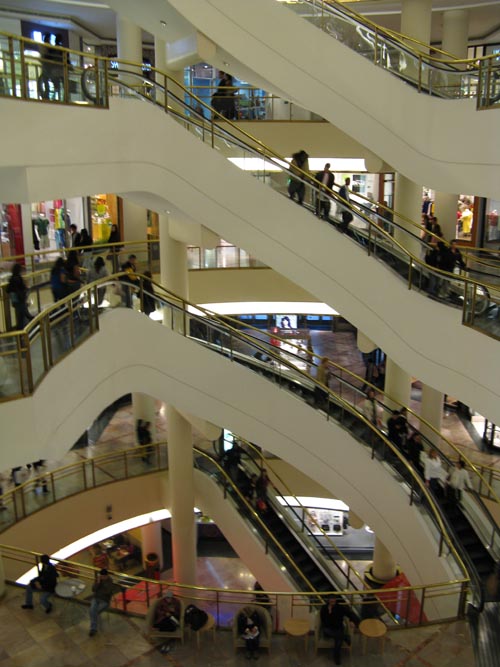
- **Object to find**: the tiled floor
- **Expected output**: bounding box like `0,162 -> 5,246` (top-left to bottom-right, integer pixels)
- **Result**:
0,583 -> 475,667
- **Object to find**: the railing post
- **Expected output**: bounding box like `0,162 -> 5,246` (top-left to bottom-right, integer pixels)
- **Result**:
91,459 -> 96,487
20,46 -> 28,99
24,333 -> 34,394
408,258 -> 413,290
418,55 -> 423,92
94,56 -> 100,106
124,451 -> 129,478
8,36 -> 16,97
82,461 -> 88,491
20,486 -> 26,518
50,472 -> 56,500
418,587 -> 426,625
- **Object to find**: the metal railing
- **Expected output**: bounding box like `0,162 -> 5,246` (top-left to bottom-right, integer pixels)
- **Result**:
0,273 -> 480,588
284,0 -> 500,109
1,36 -> 500,340
0,441 -> 426,624
0,542 -> 468,629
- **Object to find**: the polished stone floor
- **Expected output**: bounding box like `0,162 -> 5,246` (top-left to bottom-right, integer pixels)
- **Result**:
0,583 -> 475,667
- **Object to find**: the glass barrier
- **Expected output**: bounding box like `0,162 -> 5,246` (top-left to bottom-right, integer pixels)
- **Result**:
0,543 -> 468,629
1,40 -> 499,341
101,67 -> 500,341
0,451 -> 469,627
0,33 -> 108,107
283,0 -> 496,107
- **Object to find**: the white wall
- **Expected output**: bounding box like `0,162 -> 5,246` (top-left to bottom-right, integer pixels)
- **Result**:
164,0 -> 500,199
0,98 -> 498,422
0,18 -> 21,34
0,308 -> 459,597
122,198 -> 147,242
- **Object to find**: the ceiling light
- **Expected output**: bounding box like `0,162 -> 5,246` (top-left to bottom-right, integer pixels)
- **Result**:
160,20 -> 167,28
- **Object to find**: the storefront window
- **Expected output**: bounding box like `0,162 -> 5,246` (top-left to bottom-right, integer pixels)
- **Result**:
0,203 -> 23,258
89,194 -> 119,243
456,195 -> 475,240
484,198 -> 500,244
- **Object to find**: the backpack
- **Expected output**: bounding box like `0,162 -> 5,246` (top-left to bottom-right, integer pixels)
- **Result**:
185,604 -> 208,631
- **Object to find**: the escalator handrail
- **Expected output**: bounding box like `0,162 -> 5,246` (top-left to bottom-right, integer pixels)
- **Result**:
299,0 -> 496,71
0,272 -> 472,588
212,312 -> 500,505
229,437 -> 368,589
192,446 -> 322,595
106,66 -> 500,305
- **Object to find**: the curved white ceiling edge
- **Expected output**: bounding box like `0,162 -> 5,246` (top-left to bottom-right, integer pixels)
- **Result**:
0,308 -> 459,609
0,98 -> 498,421
1,469 -> 297,596
156,0 -> 500,198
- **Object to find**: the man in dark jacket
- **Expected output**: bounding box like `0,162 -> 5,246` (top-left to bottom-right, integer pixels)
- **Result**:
320,596 -> 359,665
89,569 -> 114,636
22,554 -> 58,613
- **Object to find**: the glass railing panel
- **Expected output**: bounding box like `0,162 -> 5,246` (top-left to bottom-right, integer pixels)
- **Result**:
27,325 -> 47,389
47,305 -> 75,365
187,247 -> 201,269
0,337 -> 23,398
88,452 -> 129,485
463,282 -> 500,338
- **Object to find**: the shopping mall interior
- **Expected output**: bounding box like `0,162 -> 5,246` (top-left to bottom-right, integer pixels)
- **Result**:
0,0 -> 500,665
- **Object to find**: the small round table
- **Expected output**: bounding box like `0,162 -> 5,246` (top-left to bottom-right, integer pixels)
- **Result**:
284,617 -> 310,651
359,618 -> 387,655
56,578 -> 86,621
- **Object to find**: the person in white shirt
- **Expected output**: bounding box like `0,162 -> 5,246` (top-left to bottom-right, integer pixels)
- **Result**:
447,459 -> 471,502
424,450 -> 444,496
361,388 -> 382,428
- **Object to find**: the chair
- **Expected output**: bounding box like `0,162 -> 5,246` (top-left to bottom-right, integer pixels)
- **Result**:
190,611 -> 216,648
232,604 -> 272,653
314,612 -> 353,661
144,597 -> 185,645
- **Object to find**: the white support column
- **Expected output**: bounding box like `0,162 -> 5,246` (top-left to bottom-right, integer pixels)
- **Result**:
116,16 -> 142,64
434,192 -> 458,240
420,384 -> 444,447
21,203 -> 34,256
371,538 -> 397,582
154,37 -> 167,107
401,0 -> 432,88
141,521 -> 164,570
132,393 -> 157,442
159,213 -> 196,585
401,0 -> 432,49
116,16 -> 142,87
384,358 -> 411,412
394,173 -> 423,257
442,10 -> 469,59
167,405 -> 196,586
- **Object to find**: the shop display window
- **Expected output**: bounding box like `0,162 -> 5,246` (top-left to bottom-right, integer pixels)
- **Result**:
485,198 -> 500,244
89,194 -> 119,243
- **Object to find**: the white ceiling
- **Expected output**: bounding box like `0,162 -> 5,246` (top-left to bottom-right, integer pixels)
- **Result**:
0,0 -> 499,44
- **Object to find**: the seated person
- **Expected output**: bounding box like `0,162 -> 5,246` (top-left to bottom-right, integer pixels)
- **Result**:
320,596 -> 358,666
153,590 -> 181,632
241,616 -> 260,659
